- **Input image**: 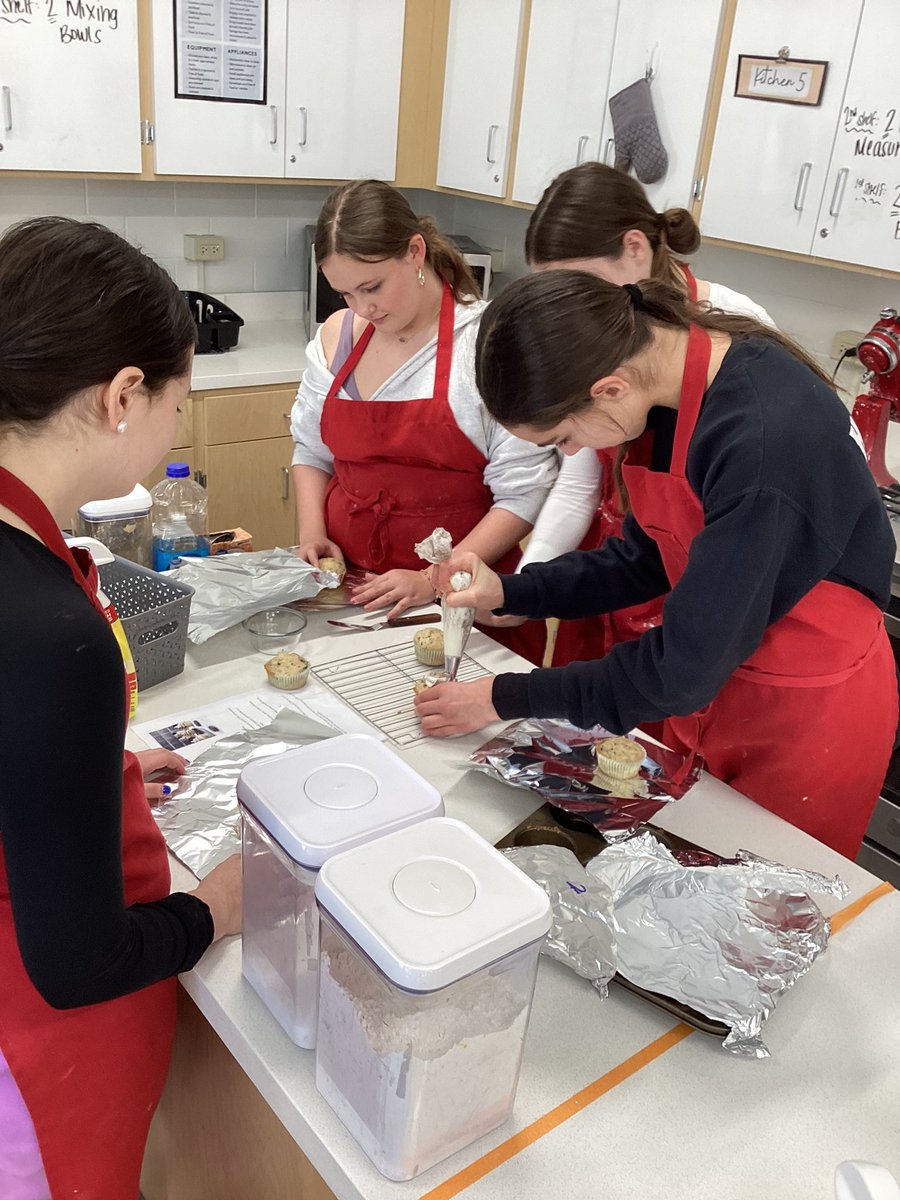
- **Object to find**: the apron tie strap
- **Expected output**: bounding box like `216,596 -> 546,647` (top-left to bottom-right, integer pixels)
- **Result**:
347,487 -> 394,569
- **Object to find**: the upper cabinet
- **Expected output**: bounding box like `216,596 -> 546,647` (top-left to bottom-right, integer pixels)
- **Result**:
512,0 -> 618,206
437,0 -> 525,198
811,0 -> 900,272
700,0 -> 863,256
283,0 -> 404,181
598,0 -> 724,214
511,0 -> 723,210
150,0 -> 404,181
0,2 -> 140,173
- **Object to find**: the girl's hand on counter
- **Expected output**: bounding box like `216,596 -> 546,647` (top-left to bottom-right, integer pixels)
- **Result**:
414,676 -> 499,737
434,551 -> 504,612
474,612 -> 528,628
192,853 -> 242,942
135,749 -> 188,802
295,538 -> 345,568
351,569 -> 436,619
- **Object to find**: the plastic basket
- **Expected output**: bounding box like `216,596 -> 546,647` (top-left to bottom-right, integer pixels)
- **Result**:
181,290 -> 244,354
98,556 -> 194,691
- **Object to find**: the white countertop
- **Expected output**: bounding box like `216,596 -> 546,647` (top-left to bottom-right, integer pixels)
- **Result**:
128,615 -> 900,1200
189,292 -> 309,391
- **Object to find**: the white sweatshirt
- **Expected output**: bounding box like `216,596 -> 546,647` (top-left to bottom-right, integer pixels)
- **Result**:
291,299 -> 558,525
519,282 -> 776,567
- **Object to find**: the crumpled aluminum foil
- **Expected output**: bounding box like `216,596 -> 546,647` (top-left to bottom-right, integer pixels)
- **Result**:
587,831 -> 848,1057
152,708 -> 334,877
470,719 -> 700,840
169,548 -> 325,643
503,845 -> 617,997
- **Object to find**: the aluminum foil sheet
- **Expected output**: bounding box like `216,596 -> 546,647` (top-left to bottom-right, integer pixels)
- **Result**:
586,831 -> 849,1057
286,567 -> 369,611
152,709 -> 334,877
503,845 -> 617,997
470,720 -> 701,840
169,549 -> 325,643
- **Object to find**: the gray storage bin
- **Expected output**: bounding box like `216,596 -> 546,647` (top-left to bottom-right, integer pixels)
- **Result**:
98,556 -> 194,690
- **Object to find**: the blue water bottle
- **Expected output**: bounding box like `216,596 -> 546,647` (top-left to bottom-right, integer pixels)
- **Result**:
150,463 -> 211,571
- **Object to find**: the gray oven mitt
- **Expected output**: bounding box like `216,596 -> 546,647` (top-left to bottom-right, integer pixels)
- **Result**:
608,77 -> 668,185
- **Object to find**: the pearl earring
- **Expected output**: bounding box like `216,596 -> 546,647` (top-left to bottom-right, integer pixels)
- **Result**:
417,268 -> 425,287
116,420 -> 128,433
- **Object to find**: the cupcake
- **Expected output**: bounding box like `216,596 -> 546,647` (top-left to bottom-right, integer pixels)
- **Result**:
413,671 -> 449,695
264,651 -> 310,691
317,556 -> 346,585
413,626 -> 444,666
591,767 -> 650,799
593,736 -> 645,779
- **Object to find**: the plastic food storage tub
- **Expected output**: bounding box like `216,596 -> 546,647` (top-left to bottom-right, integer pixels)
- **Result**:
237,734 -> 443,1049
314,817 -> 552,1181
75,484 -> 152,568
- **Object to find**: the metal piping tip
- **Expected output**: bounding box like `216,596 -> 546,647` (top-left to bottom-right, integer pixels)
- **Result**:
444,654 -> 462,682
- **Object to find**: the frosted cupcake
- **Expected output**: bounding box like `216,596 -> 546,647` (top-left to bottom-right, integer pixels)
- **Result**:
593,736 -> 645,779
413,627 -> 444,667
264,651 -> 310,691
413,671 -> 449,695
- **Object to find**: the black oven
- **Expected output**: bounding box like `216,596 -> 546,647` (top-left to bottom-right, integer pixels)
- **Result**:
857,589 -> 900,885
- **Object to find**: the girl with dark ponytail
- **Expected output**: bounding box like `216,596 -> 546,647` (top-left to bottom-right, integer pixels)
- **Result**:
415,270 -> 897,860
290,179 -> 556,663
518,162 -> 777,669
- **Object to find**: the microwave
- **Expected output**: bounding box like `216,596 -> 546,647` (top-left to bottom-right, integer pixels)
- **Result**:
304,227 -> 492,339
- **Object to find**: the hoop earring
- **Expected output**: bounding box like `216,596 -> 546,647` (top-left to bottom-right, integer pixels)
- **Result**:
417,268 -> 425,287
116,420 -> 128,433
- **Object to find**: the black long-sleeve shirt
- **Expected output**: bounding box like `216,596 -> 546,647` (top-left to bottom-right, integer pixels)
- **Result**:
0,522 -> 213,1010
493,338 -> 895,732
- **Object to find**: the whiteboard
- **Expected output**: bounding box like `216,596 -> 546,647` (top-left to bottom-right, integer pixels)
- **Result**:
0,0 -> 141,173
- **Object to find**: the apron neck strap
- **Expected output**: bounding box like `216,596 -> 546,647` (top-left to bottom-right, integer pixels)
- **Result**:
432,282 -> 456,403
670,325 -> 711,479
679,262 -> 699,302
0,465 -> 97,606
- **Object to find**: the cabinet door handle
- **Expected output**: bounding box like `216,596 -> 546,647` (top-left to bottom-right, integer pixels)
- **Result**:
793,161 -> 813,212
1,86 -> 11,134
282,467 -> 290,501
604,137 -> 615,165
576,134 -> 590,165
268,105 -> 278,145
298,106 -> 308,147
828,167 -> 849,217
486,124 -> 500,164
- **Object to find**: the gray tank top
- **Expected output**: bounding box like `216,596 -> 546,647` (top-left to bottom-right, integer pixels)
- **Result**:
331,309 -> 362,401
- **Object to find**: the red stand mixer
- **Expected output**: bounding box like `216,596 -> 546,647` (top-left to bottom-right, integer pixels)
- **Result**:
851,307 -> 900,488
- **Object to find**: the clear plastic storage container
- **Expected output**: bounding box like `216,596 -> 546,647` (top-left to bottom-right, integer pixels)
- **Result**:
237,734 -> 443,1049
150,463 -> 210,571
314,817 -> 552,1181
75,484 -> 152,568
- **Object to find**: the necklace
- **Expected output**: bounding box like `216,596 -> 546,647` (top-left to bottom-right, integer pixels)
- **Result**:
395,297 -> 442,344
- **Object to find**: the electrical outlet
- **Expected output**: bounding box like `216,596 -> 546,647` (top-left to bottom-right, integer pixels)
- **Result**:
831,329 -> 865,358
184,233 -> 225,262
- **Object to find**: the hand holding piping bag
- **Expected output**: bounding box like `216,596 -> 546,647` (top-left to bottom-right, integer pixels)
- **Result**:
433,551 -> 504,614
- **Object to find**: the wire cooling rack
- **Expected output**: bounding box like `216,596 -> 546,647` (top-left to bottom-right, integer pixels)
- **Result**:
314,641 -> 490,746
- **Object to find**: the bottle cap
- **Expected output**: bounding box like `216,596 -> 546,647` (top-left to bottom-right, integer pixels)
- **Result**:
165,462 -> 191,478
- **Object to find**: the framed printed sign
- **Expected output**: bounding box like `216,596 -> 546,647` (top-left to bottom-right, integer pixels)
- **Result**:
735,55 -> 828,107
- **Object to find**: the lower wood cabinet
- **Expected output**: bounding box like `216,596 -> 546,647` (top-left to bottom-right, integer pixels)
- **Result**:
142,383 -> 299,552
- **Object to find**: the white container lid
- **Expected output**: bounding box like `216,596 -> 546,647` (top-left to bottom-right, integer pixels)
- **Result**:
236,734 -> 443,871
315,817 -> 552,992
78,483 -> 152,519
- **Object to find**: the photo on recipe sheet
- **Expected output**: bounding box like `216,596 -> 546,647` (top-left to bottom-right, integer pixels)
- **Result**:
147,719 -> 223,752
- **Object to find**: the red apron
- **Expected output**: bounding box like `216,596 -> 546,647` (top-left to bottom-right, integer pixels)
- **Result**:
0,467 -> 176,1200
552,266 -> 701,668
321,284 -> 546,664
620,328 -> 897,857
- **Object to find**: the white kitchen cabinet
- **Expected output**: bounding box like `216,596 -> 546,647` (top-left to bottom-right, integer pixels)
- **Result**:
512,0 -> 618,206
599,0 -> 724,213
701,0 -> 863,254
437,0 -> 525,198
284,0 -> 404,182
812,0 -> 900,273
0,3 -> 140,173
151,0 -> 287,177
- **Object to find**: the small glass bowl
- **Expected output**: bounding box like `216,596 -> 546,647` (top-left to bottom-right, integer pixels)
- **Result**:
242,607 -> 308,655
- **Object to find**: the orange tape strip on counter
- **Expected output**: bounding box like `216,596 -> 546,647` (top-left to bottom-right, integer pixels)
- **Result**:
418,880 -> 894,1200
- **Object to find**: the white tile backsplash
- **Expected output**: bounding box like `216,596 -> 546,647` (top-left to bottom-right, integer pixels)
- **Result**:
1,176 -> 897,364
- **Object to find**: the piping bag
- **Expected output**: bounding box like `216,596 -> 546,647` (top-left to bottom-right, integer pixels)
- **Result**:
414,527 -> 476,681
